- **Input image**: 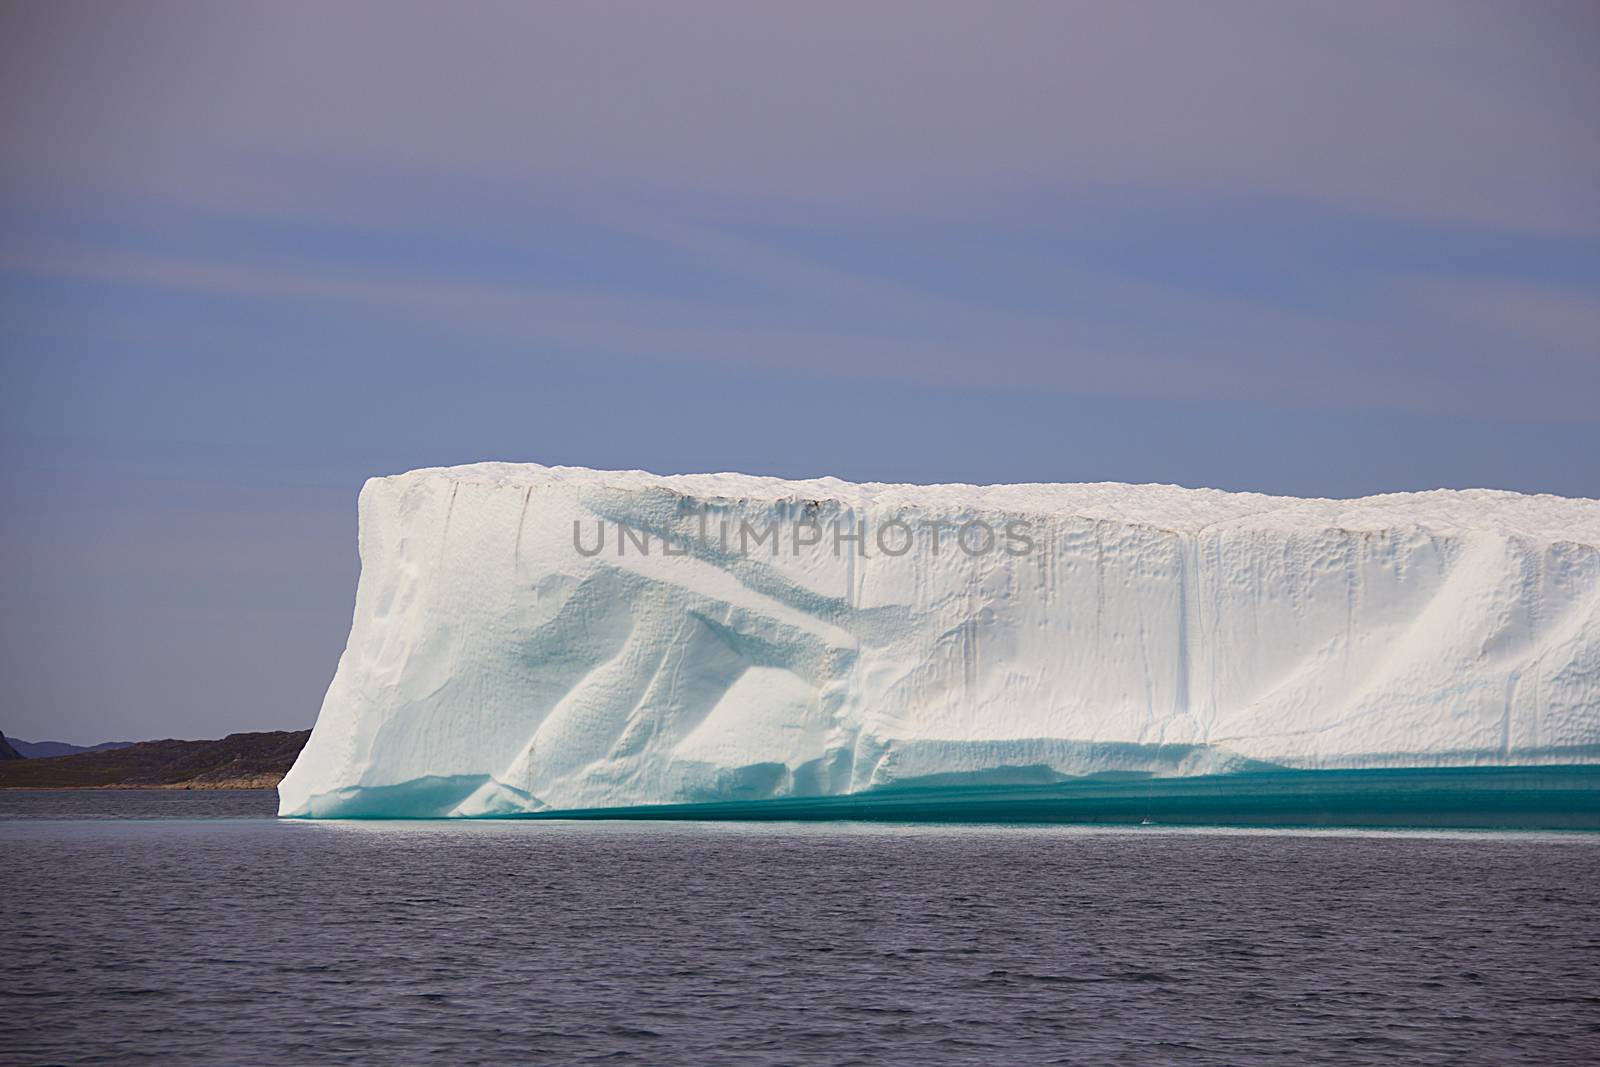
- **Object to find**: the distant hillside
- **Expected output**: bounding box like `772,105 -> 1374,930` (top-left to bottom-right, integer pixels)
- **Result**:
0,730 -> 310,789
0,732 -> 21,760
7,738 -> 136,759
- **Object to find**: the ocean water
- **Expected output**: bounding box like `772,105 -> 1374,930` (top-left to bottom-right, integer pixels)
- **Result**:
3,791 -> 1598,1065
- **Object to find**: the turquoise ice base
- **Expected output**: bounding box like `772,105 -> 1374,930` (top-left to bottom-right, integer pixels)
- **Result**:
510,765 -> 1600,830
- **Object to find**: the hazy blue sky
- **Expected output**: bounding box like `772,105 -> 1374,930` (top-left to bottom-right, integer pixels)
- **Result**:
2,1 -> 1597,743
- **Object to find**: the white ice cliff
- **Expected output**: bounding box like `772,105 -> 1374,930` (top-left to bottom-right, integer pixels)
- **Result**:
278,463 -> 1600,817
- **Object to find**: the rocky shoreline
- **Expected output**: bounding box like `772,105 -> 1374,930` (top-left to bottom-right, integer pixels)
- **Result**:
3,777 -> 286,791
0,731 -> 307,790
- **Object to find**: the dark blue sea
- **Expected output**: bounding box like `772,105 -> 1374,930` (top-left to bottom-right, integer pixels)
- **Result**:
3,790 -> 1598,1065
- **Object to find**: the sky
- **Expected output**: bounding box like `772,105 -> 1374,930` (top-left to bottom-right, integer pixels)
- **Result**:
1,1 -> 1597,744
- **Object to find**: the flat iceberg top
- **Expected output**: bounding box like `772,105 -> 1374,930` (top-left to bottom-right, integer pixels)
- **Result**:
397,461 -> 1600,545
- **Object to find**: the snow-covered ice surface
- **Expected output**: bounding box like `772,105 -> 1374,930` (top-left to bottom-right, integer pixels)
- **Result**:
278,463 -> 1600,818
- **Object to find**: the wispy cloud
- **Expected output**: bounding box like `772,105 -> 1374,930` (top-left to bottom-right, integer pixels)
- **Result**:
8,234 -> 1597,422
1401,277 -> 1600,362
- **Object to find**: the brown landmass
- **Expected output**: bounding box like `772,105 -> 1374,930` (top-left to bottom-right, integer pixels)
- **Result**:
0,730 -> 310,789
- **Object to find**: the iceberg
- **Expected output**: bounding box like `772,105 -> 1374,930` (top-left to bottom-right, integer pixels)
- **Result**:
278,463 -> 1600,819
